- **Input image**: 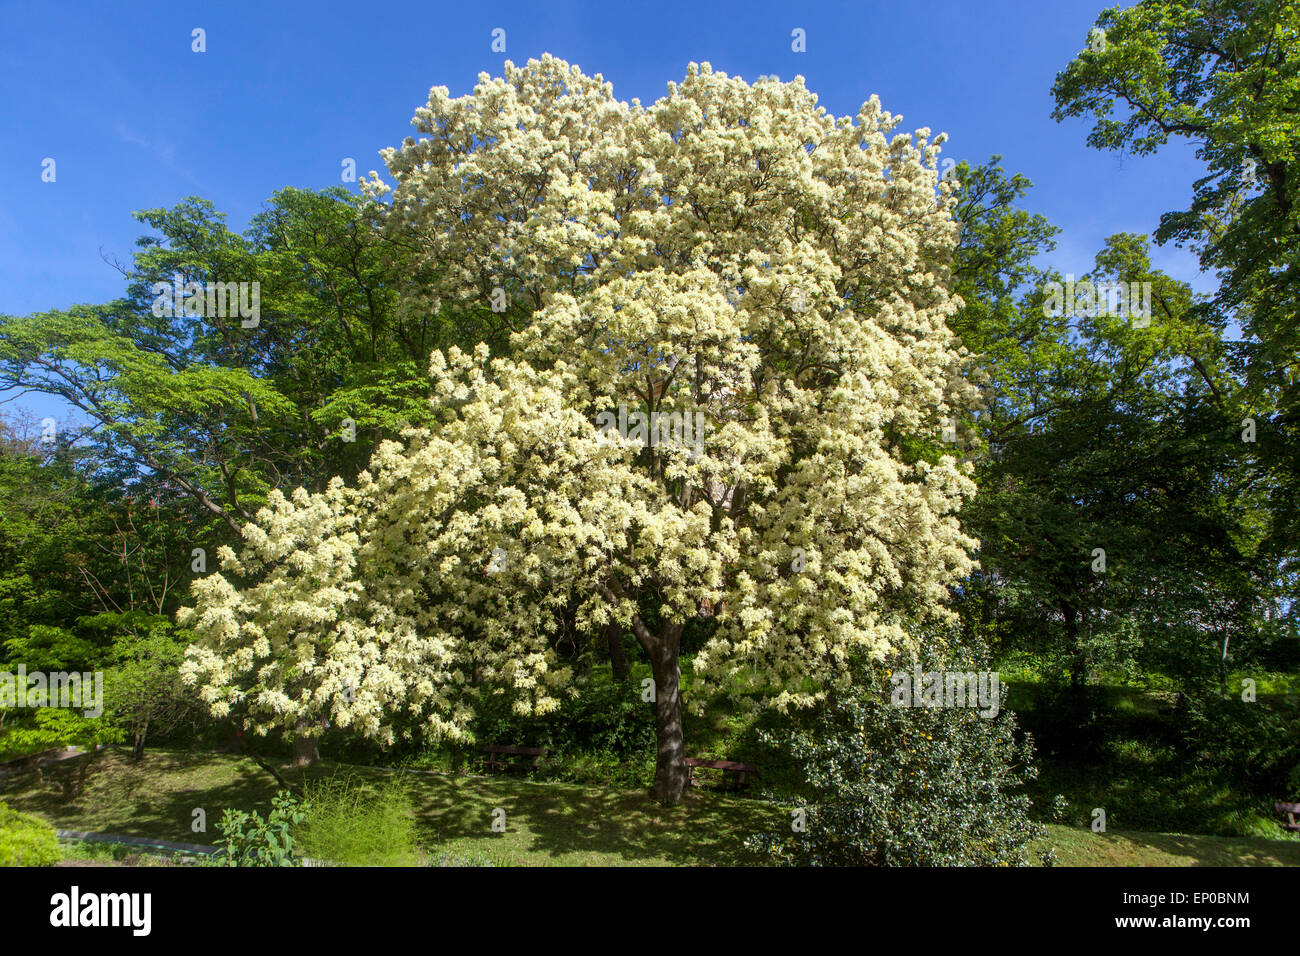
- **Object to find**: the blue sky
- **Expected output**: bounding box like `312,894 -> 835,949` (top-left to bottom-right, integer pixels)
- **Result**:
1,0 -> 1210,420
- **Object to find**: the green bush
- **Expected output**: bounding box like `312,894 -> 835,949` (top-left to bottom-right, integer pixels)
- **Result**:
547,668 -> 657,758
213,791 -> 307,867
748,654 -> 1046,866
0,801 -> 60,867
451,667 -> 658,787
297,774 -> 420,866
1180,694 -> 1300,795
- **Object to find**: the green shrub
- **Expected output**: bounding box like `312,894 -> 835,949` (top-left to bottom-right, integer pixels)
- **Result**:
213,791 -> 307,866
1180,694 -> 1300,795
544,747 -> 656,788
480,667 -> 655,756
0,801 -> 60,867
748,654 -> 1046,866
450,667 -> 658,786
297,774 -> 420,866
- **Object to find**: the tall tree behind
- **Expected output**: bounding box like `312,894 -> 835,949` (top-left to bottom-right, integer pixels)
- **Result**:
1051,0 -> 1300,596
945,159 -> 1278,695
0,187 -> 491,536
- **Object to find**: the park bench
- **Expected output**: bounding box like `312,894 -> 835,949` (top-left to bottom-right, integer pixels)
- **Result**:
1276,802 -> 1300,832
684,757 -> 758,791
481,744 -> 549,774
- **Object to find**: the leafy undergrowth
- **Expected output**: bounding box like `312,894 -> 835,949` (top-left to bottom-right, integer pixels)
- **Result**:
1008,679 -> 1300,838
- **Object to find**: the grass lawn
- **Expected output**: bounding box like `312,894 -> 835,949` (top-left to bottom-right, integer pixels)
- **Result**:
3,748 -> 1298,866
0,749 -> 772,866
1041,825 -> 1300,867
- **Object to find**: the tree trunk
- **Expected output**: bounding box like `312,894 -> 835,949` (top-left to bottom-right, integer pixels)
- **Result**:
292,719 -> 320,767
605,621 -> 630,682
647,622 -> 688,803
1063,603 -> 1085,694
601,583 -> 691,804
132,719 -> 148,762
223,721 -> 244,754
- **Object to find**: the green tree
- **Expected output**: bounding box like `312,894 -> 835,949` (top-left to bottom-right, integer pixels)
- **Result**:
943,159 -> 1279,696
0,188 -> 474,535
1051,0 -> 1300,577
101,616 -> 202,760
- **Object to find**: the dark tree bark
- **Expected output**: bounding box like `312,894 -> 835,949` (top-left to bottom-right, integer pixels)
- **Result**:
131,719 -> 149,762
639,619 -> 688,802
605,620 -> 630,682
292,718 -> 320,767
598,582 -> 689,802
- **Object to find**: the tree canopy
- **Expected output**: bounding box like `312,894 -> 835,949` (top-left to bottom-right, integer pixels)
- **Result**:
179,57 -> 978,801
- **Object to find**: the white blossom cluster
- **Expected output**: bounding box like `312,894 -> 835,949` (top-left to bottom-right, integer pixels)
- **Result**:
180,56 -> 979,745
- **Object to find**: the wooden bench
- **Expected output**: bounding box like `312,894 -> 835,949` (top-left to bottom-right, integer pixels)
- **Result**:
685,757 -> 758,790
1276,802 -> 1300,832
481,744 -> 549,773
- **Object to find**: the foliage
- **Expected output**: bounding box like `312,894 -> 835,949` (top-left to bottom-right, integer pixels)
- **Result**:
0,708 -> 121,755
101,616 -> 204,758
212,790 -> 307,867
1009,670 -> 1298,837
0,415 -> 195,665
1051,0 -> 1300,603
1179,693 -> 1300,795
1052,0 -> 1300,377
748,651 -> 1045,866
0,188 -> 473,535
0,800 -> 60,866
948,159 -> 1280,695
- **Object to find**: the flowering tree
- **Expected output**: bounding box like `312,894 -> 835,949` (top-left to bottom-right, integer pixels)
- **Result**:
181,56 -> 978,801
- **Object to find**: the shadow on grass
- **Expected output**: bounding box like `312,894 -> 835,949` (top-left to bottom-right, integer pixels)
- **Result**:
1106,830 -> 1300,867
1,750 -> 775,866
405,772 -> 774,866
0,750 -> 296,843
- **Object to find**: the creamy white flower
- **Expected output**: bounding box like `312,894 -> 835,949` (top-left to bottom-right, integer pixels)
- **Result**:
182,56 -> 978,744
